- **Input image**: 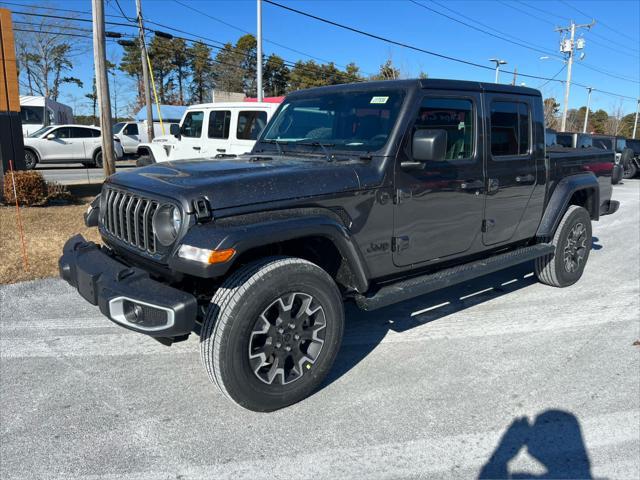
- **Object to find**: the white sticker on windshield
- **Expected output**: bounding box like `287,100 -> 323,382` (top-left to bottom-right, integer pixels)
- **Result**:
370,96 -> 389,104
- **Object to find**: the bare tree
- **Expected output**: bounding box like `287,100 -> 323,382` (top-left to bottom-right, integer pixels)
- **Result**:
14,9 -> 87,99
543,97 -> 560,130
605,101 -> 625,136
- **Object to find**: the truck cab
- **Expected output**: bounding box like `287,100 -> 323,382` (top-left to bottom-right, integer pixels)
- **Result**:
135,102 -> 280,164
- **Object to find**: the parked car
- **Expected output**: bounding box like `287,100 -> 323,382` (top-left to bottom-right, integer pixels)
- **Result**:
555,132 -> 593,149
60,79 -> 619,411
23,125 -> 124,169
591,135 -> 634,183
135,102 -> 281,166
112,121 -> 179,157
624,138 -> 640,178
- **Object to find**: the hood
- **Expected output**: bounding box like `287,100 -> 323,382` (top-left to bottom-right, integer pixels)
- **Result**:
107,155 -> 363,212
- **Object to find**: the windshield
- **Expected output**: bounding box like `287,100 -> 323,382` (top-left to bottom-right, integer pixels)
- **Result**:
20,106 -> 44,125
261,89 -> 406,153
112,122 -> 125,134
28,126 -> 54,138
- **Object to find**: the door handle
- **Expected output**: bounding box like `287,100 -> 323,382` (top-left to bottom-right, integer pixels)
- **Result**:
460,179 -> 483,190
217,148 -> 226,153
515,174 -> 535,183
192,146 -> 201,150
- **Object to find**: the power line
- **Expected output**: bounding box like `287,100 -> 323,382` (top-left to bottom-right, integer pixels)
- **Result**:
559,0 -> 639,44
112,0 -> 137,23
537,64 -> 567,89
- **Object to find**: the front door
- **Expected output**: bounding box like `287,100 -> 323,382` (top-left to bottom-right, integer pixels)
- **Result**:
393,92 -> 485,267
121,123 -> 140,154
483,95 -> 538,245
41,127 -> 83,161
172,110 -> 205,160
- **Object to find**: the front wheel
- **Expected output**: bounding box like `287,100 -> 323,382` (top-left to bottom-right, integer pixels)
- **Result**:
24,150 -> 38,170
535,205 -> 592,287
94,150 -> 103,168
200,257 -> 344,411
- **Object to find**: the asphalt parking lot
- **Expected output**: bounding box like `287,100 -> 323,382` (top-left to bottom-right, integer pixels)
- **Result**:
1,180 -> 638,480
36,161 -> 137,185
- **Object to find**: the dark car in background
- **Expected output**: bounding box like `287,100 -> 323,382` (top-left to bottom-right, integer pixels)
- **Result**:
592,135 -> 634,182
625,138 -> 640,178
556,132 -> 593,149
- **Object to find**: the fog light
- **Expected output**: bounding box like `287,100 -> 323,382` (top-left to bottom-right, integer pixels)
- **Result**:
108,297 -> 175,331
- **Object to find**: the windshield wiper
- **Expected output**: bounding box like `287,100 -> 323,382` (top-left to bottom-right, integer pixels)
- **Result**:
294,141 -> 336,162
262,139 -> 288,156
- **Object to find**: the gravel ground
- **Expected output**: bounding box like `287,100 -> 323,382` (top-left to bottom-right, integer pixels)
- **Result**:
1,180 -> 638,480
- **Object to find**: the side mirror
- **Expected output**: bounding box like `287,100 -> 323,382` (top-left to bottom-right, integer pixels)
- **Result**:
169,123 -> 181,138
412,129 -> 447,162
46,133 -> 56,140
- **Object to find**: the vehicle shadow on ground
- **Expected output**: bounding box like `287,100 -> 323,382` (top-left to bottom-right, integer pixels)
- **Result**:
322,261 -> 539,388
479,409 -> 592,479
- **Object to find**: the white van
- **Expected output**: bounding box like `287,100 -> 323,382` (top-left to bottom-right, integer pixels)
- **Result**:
20,96 -> 74,136
112,121 -> 179,156
136,102 -> 280,164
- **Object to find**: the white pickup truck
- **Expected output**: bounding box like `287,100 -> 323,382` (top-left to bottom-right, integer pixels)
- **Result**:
112,121 -> 179,157
135,102 -> 280,165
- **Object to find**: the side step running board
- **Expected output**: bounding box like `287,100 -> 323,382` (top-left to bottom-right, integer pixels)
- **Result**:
354,244 -> 554,311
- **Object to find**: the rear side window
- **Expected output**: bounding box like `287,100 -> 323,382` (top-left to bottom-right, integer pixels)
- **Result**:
413,97 -> 474,160
124,123 -> 139,135
237,111 -> 268,140
208,110 -> 231,139
593,138 -> 612,150
555,134 -> 572,148
490,101 -> 530,156
181,111 -> 204,138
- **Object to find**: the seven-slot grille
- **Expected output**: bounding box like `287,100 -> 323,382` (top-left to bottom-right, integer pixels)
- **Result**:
102,188 -> 160,254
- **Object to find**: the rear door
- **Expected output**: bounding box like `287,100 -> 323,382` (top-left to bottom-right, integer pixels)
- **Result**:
483,95 -> 537,245
202,109 -> 232,157
230,110 -> 269,155
71,127 -> 100,161
393,91 -> 485,267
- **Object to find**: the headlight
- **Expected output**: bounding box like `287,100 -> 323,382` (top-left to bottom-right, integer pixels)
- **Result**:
152,204 -> 182,246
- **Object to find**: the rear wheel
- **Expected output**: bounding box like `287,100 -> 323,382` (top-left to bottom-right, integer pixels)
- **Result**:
623,161 -> 637,179
24,150 -> 38,170
94,150 -> 103,168
136,155 -> 153,167
200,257 -> 344,411
536,205 -> 592,287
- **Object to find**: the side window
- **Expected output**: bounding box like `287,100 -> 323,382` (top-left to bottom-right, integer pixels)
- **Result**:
413,97 -> 474,160
70,127 -> 93,138
237,111 -> 268,140
54,127 -> 70,139
208,110 -> 231,139
124,123 -> 139,135
181,111 -> 204,138
490,101 -> 530,156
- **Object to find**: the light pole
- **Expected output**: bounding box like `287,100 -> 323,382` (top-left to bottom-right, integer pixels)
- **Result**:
256,0 -> 263,101
583,87 -> 592,133
489,58 -> 507,84
633,99 -> 639,139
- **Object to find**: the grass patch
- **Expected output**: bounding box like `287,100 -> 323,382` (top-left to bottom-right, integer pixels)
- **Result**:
0,202 -> 101,284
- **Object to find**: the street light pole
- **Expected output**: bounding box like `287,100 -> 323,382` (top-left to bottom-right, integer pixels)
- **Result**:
633,99 -> 639,139
489,58 -> 507,84
582,87 -> 592,134
256,0 -> 263,101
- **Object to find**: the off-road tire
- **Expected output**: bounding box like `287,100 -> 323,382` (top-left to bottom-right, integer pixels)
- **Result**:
94,149 -> 103,168
200,257 -> 344,412
23,149 -> 38,170
535,205 -> 592,287
136,155 -> 153,167
623,161 -> 637,179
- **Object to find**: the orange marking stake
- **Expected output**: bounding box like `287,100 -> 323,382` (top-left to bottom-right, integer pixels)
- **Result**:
9,160 -> 29,271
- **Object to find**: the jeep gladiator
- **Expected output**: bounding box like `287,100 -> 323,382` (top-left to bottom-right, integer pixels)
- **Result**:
60,79 -> 619,411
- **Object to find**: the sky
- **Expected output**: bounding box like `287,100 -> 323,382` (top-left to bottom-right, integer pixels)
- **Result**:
5,0 -> 640,117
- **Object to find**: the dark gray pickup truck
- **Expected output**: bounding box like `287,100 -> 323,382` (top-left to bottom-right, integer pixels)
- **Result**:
60,79 -> 619,411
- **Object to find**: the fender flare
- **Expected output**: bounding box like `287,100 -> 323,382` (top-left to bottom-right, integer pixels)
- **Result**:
136,143 -> 168,162
536,172 -> 600,239
168,211 -> 370,292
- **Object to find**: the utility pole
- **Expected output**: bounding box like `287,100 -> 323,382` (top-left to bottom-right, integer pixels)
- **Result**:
582,87 -> 592,133
136,0 -> 154,142
511,67 -> 517,86
489,58 -> 507,84
91,0 -> 115,176
556,20 -> 594,132
633,99 -> 639,139
256,0 -> 263,101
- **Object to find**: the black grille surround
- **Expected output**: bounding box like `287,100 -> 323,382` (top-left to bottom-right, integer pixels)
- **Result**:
99,186 -> 182,259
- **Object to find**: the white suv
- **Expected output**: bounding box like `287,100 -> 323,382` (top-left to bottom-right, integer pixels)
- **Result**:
136,102 -> 280,165
23,125 -> 124,170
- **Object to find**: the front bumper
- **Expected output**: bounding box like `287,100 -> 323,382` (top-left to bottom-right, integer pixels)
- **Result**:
59,235 -> 197,337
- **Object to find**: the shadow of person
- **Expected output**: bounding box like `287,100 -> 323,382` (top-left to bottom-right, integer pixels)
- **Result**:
479,410 -> 592,479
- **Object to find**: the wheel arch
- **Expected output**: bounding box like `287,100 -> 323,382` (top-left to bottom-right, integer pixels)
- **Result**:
23,146 -> 41,162
170,210 -> 370,293
536,173 -> 599,239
